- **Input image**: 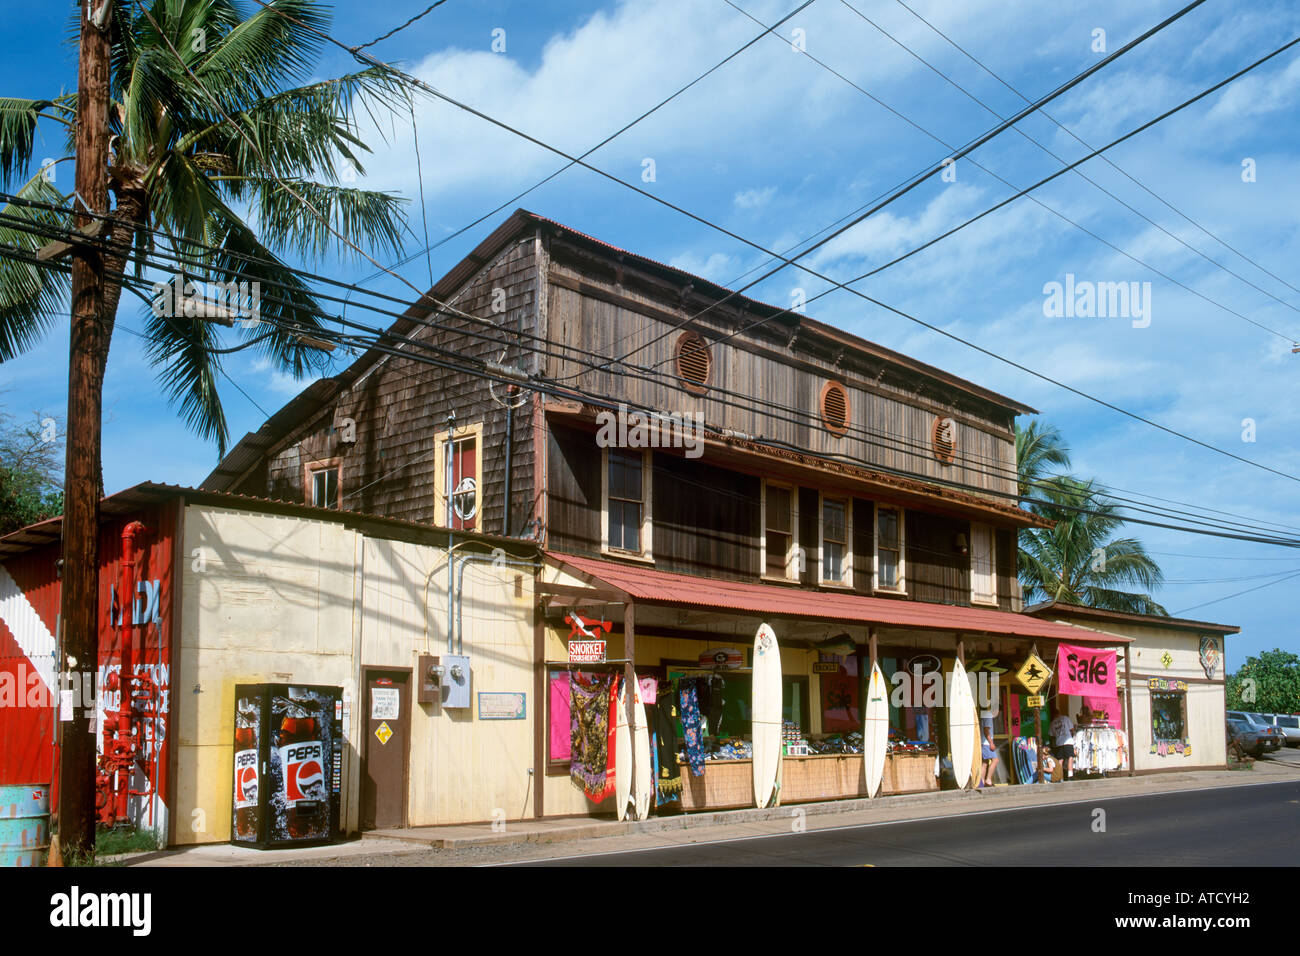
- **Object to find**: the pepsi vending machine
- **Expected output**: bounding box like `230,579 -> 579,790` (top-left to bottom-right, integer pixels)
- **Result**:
231,683 -> 343,849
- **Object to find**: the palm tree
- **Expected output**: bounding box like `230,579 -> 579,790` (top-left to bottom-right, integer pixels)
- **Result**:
0,1 -> 408,456
1018,475 -> 1168,615
1015,419 -> 1071,502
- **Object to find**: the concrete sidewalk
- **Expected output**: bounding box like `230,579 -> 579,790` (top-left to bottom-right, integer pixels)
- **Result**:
122,757 -> 1300,866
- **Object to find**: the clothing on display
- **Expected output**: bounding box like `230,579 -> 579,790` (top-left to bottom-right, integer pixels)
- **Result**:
679,678 -> 705,777
569,671 -> 615,801
1071,725 -> 1128,773
652,683 -> 682,802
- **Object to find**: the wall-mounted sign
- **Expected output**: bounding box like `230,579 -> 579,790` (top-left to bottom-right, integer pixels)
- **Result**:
1015,654 -> 1052,694
812,662 -> 841,674
371,688 -> 399,720
1160,651 -> 1174,669
1198,635 -> 1220,679
478,692 -> 526,720
1148,678 -> 1187,692
568,640 -> 607,663
565,611 -> 612,640
699,648 -> 743,669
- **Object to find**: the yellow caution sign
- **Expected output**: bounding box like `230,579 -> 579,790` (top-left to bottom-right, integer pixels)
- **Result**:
375,721 -> 393,745
1015,653 -> 1053,694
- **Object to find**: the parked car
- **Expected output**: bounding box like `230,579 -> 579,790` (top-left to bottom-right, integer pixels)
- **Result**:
1227,711 -> 1283,752
1267,713 -> 1300,747
1226,718 -> 1274,758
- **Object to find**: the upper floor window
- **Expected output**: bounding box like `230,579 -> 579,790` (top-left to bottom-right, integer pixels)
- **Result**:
435,423 -> 483,531
306,459 -> 340,509
819,494 -> 852,587
875,505 -> 905,592
762,481 -> 799,581
970,522 -> 997,605
603,448 -> 652,559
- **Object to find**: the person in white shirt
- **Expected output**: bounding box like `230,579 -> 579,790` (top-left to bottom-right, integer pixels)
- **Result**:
1049,707 -> 1076,779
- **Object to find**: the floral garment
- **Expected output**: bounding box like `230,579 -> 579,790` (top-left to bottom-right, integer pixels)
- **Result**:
570,671 -> 614,801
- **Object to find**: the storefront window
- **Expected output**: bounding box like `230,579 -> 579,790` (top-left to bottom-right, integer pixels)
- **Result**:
820,654 -> 860,732
1151,690 -> 1186,744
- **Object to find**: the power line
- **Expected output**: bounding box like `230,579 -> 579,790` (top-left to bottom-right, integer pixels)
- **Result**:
8,207 -> 1300,543
1172,567 -> 1300,615
890,0 -> 1300,306
347,0 -> 816,289
354,0 -> 449,52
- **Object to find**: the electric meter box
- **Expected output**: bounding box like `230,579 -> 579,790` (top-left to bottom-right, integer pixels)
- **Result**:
417,654 -> 472,708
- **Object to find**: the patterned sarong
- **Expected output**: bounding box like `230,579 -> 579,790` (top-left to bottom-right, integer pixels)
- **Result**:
570,671 -> 614,801
680,679 -> 704,777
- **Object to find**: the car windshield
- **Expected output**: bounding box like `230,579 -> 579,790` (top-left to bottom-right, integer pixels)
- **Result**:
1278,716 -> 1299,729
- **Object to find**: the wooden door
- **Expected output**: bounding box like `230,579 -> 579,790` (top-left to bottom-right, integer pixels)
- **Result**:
361,669 -> 411,830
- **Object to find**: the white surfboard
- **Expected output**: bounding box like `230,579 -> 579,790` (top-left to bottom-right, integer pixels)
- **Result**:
947,657 -> 976,791
614,677 -> 631,821
863,661 -> 889,798
631,676 -> 652,821
752,623 -> 783,809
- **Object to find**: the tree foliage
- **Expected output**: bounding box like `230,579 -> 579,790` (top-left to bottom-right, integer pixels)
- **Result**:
1227,649 -> 1300,714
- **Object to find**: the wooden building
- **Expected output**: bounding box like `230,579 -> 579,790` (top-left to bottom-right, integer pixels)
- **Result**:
201,210 -> 1137,820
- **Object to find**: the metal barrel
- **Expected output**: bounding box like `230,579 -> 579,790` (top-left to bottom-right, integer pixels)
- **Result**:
0,784 -> 50,867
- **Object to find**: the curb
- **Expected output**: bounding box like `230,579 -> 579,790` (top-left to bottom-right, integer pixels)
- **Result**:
379,768 -> 1276,851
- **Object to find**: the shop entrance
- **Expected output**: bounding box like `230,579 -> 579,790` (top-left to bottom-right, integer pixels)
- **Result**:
361,668 -> 411,830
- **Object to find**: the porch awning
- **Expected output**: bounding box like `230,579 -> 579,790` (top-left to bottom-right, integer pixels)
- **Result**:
544,552 -> 1129,645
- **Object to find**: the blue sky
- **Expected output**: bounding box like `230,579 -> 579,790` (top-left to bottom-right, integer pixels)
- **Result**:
2,0 -> 1298,670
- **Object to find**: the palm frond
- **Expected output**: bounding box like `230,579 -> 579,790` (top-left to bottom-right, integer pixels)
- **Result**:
197,0 -> 331,111
0,98 -> 62,189
140,300 -> 230,455
0,175 -> 70,360
250,177 -> 407,262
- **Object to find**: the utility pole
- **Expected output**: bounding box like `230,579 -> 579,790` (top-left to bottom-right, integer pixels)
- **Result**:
58,0 -> 112,864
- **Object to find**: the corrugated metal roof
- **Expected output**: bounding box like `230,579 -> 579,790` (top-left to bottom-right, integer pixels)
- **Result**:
547,552 -> 1129,644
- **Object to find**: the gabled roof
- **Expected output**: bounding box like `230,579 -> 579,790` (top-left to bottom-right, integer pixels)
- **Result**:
205,209 -> 1036,491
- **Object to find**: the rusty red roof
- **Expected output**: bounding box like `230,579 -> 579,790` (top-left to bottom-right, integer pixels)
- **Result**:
547,553 -> 1129,645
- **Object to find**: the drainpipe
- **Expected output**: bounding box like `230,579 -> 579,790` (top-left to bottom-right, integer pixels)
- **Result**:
503,402 -> 513,538
446,533 -> 455,655
453,553 -> 538,655
115,521 -> 146,826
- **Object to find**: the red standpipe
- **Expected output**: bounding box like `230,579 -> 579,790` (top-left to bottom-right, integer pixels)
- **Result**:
99,521 -> 147,828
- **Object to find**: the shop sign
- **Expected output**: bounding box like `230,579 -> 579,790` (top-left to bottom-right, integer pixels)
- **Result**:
812,662 -> 841,674
1148,678 -> 1187,692
478,692 -> 527,720
699,647 -> 744,669
1026,695 -> 1046,708
1015,653 -> 1052,693
1199,635 -> 1220,679
374,721 -> 393,745
568,640 -> 607,663
1057,644 -> 1116,698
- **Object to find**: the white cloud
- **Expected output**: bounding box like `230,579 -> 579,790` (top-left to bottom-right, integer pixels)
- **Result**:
734,186 -> 776,210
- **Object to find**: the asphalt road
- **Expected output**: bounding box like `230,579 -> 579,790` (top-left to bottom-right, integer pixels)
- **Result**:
512,779 -> 1300,866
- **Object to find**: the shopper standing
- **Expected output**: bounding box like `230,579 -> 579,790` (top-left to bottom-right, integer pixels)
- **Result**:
1050,705 -> 1076,780
978,708 -> 999,788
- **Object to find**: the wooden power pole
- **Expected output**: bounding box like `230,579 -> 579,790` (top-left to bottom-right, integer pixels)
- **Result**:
58,0 -> 113,864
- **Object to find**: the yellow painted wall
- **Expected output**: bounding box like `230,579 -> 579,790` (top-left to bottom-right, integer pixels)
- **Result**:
358,538 -> 537,827
175,504 -> 360,845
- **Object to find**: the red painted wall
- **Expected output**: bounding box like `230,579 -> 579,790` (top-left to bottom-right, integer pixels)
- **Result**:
0,503 -> 176,834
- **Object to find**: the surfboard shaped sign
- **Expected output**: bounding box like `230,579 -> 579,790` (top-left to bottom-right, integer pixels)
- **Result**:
863,661 -> 889,799
751,623 -> 783,809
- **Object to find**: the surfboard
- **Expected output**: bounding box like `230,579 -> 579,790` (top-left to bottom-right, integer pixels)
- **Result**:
863,661 -> 889,798
947,657 -> 976,790
752,623 -> 783,809
614,677 -> 631,821
631,676 -> 652,821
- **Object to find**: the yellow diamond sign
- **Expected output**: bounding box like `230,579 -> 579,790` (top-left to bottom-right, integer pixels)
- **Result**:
1015,653 -> 1053,694
375,721 -> 393,745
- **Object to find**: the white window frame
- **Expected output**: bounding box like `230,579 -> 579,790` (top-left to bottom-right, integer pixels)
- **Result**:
818,492 -> 854,588
873,503 -> 906,594
760,480 -> 800,582
970,521 -> 998,606
601,446 -> 654,561
304,457 -> 341,510
434,421 -> 484,529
